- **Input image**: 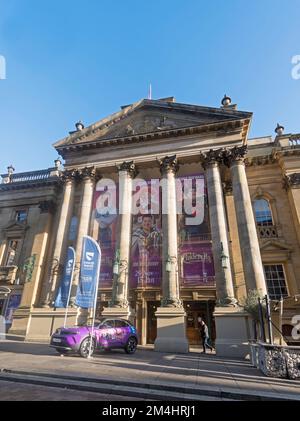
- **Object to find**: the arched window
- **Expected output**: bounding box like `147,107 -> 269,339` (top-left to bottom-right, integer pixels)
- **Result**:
254,199 -> 273,226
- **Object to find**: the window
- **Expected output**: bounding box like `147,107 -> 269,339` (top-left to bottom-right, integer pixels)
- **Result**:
4,240 -> 20,266
15,209 -> 27,223
264,264 -> 288,300
100,320 -> 115,328
115,320 -> 129,328
254,199 -> 273,226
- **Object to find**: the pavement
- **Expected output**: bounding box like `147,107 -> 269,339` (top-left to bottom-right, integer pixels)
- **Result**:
0,340 -> 299,401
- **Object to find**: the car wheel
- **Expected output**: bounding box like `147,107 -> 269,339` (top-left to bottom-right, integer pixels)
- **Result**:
79,337 -> 95,358
124,337 -> 137,354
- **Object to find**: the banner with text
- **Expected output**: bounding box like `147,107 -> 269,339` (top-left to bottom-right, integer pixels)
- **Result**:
75,236 -> 101,309
54,246 -> 75,308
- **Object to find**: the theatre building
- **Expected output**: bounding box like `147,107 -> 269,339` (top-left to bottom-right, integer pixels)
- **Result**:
1,96 -> 300,356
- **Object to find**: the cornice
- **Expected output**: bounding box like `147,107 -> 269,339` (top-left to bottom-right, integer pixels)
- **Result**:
55,119 -> 247,159
245,155 -> 277,167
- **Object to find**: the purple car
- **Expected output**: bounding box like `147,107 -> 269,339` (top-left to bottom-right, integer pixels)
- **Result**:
50,318 -> 138,358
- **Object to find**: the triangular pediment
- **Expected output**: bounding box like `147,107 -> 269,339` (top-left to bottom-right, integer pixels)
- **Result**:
260,239 -> 292,252
3,221 -> 28,236
54,98 -> 252,149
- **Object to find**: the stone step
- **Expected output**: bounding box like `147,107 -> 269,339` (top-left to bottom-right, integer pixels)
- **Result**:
0,368 -> 297,401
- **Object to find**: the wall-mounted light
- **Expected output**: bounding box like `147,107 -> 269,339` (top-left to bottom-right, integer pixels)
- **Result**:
220,242 -> 228,269
113,249 -> 120,276
166,255 -> 172,273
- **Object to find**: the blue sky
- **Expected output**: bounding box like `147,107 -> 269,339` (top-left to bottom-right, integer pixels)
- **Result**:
0,0 -> 300,173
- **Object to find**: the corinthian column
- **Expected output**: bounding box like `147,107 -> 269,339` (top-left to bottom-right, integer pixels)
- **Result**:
71,167 -> 97,305
225,146 -> 267,295
160,155 -> 182,308
102,161 -> 137,321
154,155 -> 189,354
113,161 -> 136,307
200,150 -> 236,306
41,169 -> 77,307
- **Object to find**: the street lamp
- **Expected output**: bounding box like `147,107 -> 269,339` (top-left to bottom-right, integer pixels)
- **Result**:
220,242 -> 228,269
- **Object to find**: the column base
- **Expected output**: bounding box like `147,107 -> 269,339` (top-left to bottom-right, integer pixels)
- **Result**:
10,307 -> 78,342
214,307 -> 251,359
101,306 -> 135,324
154,307 -> 189,353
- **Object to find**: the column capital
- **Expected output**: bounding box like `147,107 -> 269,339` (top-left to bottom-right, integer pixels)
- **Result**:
61,168 -> 78,183
78,166 -> 97,182
159,155 -> 179,175
117,161 -> 138,178
39,200 -> 57,214
283,173 -> 300,190
199,149 -> 223,169
223,145 -> 248,167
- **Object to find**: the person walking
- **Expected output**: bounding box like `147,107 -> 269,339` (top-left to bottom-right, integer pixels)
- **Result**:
199,320 -> 213,353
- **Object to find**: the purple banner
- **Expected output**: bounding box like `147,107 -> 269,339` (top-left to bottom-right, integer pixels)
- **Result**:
179,242 -> 215,286
93,173 -> 215,289
130,214 -> 162,288
94,190 -> 117,287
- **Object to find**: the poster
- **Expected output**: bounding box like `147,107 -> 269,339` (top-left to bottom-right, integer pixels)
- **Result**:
93,173 -> 215,289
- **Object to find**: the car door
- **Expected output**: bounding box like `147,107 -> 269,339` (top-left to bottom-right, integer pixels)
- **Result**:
98,319 -> 120,348
114,319 -> 131,345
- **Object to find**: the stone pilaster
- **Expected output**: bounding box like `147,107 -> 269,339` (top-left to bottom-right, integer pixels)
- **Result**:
200,149 -> 236,306
41,169 -> 77,307
9,202 -> 54,336
154,155 -> 189,353
102,161 -> 136,322
283,173 -> 300,247
225,145 -> 267,295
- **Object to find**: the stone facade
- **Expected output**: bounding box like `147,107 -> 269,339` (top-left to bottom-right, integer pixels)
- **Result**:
0,98 -> 300,356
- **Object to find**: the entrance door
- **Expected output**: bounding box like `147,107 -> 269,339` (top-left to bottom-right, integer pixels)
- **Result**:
147,301 -> 160,344
184,301 -> 215,346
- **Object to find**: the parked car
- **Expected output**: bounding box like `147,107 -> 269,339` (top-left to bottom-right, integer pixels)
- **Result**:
50,318 -> 138,358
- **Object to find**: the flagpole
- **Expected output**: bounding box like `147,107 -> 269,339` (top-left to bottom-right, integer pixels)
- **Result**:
87,236 -> 101,359
148,83 -> 152,100
63,247 -> 76,328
